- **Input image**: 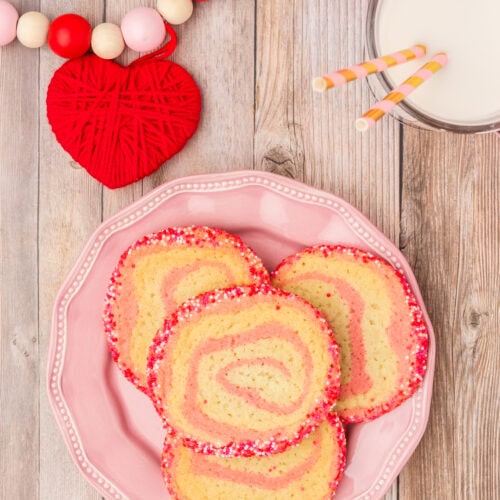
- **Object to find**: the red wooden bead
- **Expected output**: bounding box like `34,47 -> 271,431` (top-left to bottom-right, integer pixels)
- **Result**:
48,14 -> 92,58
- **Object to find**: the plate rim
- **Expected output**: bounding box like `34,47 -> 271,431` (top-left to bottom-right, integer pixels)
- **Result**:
47,169 -> 435,500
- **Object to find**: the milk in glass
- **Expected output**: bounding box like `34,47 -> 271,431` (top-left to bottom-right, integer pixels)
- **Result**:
375,0 -> 500,126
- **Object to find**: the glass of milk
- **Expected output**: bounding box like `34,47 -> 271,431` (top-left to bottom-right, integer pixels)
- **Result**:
366,0 -> 500,133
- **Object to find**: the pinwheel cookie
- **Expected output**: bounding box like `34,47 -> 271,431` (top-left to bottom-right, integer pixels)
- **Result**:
103,226 -> 270,392
148,284 -> 341,457
272,245 -> 428,423
161,412 -> 346,500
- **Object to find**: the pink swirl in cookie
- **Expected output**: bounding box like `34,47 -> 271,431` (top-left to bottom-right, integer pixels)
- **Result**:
216,357 -> 304,415
166,323 -> 314,442
282,272 -> 373,399
272,245 -> 429,423
148,284 -> 340,457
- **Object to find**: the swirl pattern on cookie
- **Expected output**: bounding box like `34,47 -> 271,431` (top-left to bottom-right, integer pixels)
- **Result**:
162,413 -> 346,500
148,284 -> 341,457
272,245 -> 428,423
103,226 -> 270,392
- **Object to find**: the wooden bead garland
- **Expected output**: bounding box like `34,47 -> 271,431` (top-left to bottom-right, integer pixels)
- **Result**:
0,0 -> 207,58
1,0 -> 207,189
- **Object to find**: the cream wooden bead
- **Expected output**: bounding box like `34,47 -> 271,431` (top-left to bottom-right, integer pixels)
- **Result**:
17,11 -> 50,48
157,0 -> 193,25
91,23 -> 125,60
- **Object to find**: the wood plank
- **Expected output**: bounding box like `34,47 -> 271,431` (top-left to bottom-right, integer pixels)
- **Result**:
254,2 -> 400,498
142,0 -> 256,189
104,0 -> 257,217
384,483 -> 399,500
0,1 -> 39,498
38,2 -> 104,498
255,0 -> 401,242
398,129 -> 500,499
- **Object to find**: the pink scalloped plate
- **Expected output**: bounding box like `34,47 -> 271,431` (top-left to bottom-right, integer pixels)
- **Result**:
47,170 -> 435,500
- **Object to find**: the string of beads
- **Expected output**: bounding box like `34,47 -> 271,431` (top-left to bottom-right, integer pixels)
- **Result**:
0,0 -> 206,59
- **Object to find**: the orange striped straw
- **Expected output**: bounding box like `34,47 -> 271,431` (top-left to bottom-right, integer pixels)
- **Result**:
355,52 -> 448,132
312,45 -> 426,92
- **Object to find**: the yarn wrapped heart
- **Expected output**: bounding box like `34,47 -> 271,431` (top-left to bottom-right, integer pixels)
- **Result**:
46,27 -> 201,189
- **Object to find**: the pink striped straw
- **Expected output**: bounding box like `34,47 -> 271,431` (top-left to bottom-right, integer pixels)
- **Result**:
355,53 -> 449,132
312,45 -> 426,91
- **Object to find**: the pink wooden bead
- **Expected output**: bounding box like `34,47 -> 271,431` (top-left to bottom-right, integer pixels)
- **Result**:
120,7 -> 166,52
0,0 -> 19,47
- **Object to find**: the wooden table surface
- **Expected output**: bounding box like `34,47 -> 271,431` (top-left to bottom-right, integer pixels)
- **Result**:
1,1 -> 498,499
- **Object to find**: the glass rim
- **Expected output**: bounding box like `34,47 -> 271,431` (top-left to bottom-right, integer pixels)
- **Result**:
366,0 -> 500,134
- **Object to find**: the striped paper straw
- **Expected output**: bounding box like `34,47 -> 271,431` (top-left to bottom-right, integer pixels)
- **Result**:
312,45 -> 426,92
355,52 -> 448,132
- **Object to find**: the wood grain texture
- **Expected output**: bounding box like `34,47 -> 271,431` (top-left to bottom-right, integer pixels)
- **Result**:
37,2 -> 103,499
398,129 -> 500,500
255,0 -> 400,243
1,0 -> 499,499
0,1 -> 39,498
142,0 -> 256,190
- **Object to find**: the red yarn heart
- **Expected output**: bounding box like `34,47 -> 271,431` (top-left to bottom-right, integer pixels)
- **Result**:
46,52 -> 201,188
